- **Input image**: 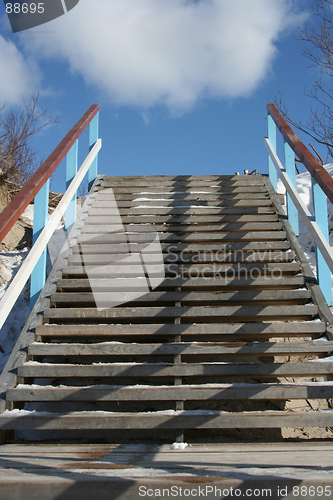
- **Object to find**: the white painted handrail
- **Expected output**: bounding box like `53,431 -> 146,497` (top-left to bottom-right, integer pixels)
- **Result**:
264,137 -> 333,273
0,139 -> 102,331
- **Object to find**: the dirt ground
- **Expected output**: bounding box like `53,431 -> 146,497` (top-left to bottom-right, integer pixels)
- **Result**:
0,218 -> 32,253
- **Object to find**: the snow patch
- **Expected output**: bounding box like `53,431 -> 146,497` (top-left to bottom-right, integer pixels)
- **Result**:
170,442 -> 188,450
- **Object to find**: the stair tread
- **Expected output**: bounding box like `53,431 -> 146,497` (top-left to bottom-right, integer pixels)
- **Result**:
86,214 -> 280,224
67,250 -> 295,264
110,186 -> 268,193
28,340 -> 333,356
56,277 -> 304,290
2,172 -> 332,439
18,361 -> 333,378
7,382 -> 333,402
50,289 -> 311,305
89,205 -> 276,217
72,241 -> 291,253
90,207 -> 276,215
81,222 -> 283,232
61,262 -> 300,276
76,231 -> 287,243
102,193 -> 271,200
94,200 -> 273,208
0,409 -> 332,430
35,321 -> 326,337
43,305 -> 318,323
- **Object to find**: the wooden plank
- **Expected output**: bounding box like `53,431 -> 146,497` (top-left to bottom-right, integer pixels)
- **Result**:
0,441 -> 332,467
0,409 -> 332,429
89,207 -> 276,215
62,264 -> 159,277
100,192 -> 270,201
101,180 -> 265,187
0,440 -> 332,495
35,321 -> 326,338
76,231 -> 287,243
67,250 -> 295,265
18,361 -> 333,379
0,441 -> 332,455
118,191 -> 269,201
101,176 -> 265,185
0,455 -> 331,499
81,222 -> 283,233
28,340 -> 333,356
43,305 -> 318,322
50,289 -> 311,306
43,304 -> 318,320
85,214 -> 280,225
61,262 -> 300,277
71,241 -> 291,254
109,185 -> 268,193
161,241 -> 292,252
103,174 -> 262,178
102,174 -> 263,180
7,382 -> 333,402
92,199 -> 273,208
56,276 -> 305,291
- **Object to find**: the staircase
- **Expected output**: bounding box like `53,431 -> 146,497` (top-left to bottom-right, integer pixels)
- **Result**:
1,173 -> 333,443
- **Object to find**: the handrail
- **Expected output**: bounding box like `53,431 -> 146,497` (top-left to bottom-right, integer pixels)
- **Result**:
0,104 -> 99,243
266,104 -> 333,307
264,137 -> 333,273
0,139 -> 101,332
267,103 -> 333,204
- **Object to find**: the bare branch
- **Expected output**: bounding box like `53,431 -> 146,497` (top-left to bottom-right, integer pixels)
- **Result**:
275,0 -> 333,160
0,92 -> 57,185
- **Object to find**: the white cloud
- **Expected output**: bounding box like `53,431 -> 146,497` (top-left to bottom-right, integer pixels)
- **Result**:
21,0 -> 302,112
0,35 -> 40,104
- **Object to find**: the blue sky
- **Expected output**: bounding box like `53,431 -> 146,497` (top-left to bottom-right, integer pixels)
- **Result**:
0,0 -> 322,193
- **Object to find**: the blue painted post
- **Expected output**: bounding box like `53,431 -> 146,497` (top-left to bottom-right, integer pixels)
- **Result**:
284,140 -> 299,236
65,139 -> 78,234
88,111 -> 99,191
311,178 -> 332,306
268,113 -> 277,192
30,179 -> 49,308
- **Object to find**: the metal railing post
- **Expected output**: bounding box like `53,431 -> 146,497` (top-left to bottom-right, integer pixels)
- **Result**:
312,177 -> 332,306
284,140 -> 299,236
65,139 -> 78,233
88,111 -> 99,191
30,179 -> 49,308
268,113 -> 277,192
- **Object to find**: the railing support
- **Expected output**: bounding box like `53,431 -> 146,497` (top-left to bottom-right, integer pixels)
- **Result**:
268,113 -> 277,192
0,140 -> 101,330
0,104 -> 100,324
0,105 -> 99,244
284,140 -> 299,236
65,139 -> 78,234
88,111 -> 99,191
266,103 -> 333,309
30,179 -> 49,308
312,178 -> 332,306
